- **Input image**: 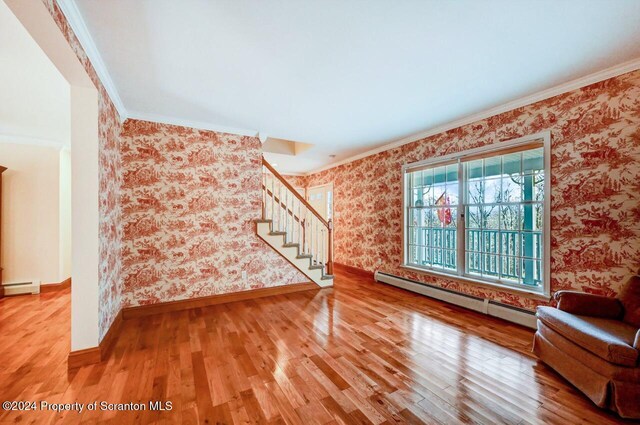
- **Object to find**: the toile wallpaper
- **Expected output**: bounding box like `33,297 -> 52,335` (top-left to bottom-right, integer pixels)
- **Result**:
304,71 -> 640,310
119,120 -> 308,307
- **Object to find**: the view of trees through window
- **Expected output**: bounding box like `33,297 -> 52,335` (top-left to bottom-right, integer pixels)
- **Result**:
406,145 -> 545,291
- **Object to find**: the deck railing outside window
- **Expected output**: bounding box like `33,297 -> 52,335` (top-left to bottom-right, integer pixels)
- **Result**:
404,134 -> 550,294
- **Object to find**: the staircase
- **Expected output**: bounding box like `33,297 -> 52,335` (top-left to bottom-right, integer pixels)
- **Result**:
256,158 -> 333,287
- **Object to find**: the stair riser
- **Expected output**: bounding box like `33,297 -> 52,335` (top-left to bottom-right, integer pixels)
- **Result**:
256,222 -> 333,287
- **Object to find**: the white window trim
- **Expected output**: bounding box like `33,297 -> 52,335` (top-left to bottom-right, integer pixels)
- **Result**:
401,131 -> 551,297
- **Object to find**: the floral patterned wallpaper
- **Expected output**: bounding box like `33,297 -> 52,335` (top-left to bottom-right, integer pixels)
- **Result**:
305,70 -> 640,310
119,120 -> 308,306
42,0 -> 123,340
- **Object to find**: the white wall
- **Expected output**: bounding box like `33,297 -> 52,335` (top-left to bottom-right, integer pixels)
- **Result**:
0,0 -> 69,146
0,141 -> 69,284
5,0 -> 103,351
70,85 -> 100,350
59,148 -> 72,279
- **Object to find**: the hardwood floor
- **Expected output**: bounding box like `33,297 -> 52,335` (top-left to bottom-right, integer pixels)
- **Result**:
0,269 -> 636,424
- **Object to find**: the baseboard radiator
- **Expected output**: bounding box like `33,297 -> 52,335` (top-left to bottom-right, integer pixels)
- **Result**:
374,271 -> 537,329
2,280 -> 41,296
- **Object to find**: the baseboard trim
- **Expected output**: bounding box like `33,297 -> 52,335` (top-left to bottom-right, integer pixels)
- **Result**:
122,282 -> 319,319
333,262 -> 375,279
67,347 -> 100,369
375,271 -> 537,329
41,277 -> 71,293
68,282 -> 318,368
67,309 -> 123,369
99,309 -> 123,358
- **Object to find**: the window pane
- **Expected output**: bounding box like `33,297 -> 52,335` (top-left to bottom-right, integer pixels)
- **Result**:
411,170 -> 422,188
446,164 -> 458,183
500,256 -> 520,283
502,152 -> 521,176
408,228 -> 415,244
483,205 -> 500,229
483,178 -> 500,204
523,148 -> 544,173
408,208 -> 419,226
467,179 -> 484,204
466,229 -> 482,252
459,143 -> 546,291
466,159 -> 483,179
482,254 -> 500,278
422,246 -> 431,265
408,245 -> 418,264
534,171 -> 544,202
520,204 -> 539,231
445,182 -> 459,205
418,208 -> 431,227
443,249 -> 457,270
521,232 -> 542,260
501,176 -> 521,203
432,248 -> 443,268
500,205 -> 519,231
433,165 -> 447,184
467,251 -> 482,275
484,156 -> 501,178
500,231 -> 519,257
466,206 -> 482,228
432,184 -> 445,207
412,188 -> 420,206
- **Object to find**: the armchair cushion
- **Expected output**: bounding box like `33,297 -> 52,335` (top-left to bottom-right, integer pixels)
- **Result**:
619,276 -> 640,327
537,306 -> 639,367
554,291 -> 623,319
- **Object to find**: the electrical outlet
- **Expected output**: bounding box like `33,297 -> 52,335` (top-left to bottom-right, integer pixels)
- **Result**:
241,271 -> 247,281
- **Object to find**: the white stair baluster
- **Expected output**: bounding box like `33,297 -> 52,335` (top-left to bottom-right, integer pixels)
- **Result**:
309,214 -> 313,258
284,189 -> 288,241
278,181 -> 282,231
298,199 -> 301,248
270,174 -> 275,224
321,228 -> 325,266
262,167 -> 266,219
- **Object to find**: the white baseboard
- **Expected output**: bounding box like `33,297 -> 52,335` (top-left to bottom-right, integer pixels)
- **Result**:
374,271 -> 536,329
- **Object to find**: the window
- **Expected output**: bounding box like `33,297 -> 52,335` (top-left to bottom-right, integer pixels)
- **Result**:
403,133 -> 550,295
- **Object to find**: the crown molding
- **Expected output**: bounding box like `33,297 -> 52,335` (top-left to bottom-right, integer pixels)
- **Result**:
56,0 -> 127,120
306,57 -> 640,175
0,133 -> 66,150
126,111 -> 259,138
280,172 -> 306,177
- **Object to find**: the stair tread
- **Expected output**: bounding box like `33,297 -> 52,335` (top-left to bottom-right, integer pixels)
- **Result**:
296,254 -> 313,259
269,231 -> 286,235
255,219 -> 272,223
309,265 -> 324,270
321,275 -> 334,280
282,243 -> 300,248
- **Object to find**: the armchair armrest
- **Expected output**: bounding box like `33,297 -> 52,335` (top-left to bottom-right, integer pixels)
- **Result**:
554,291 -> 623,319
635,329 -> 640,350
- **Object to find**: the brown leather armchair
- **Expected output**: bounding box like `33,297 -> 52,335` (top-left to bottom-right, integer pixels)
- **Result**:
534,276 -> 640,419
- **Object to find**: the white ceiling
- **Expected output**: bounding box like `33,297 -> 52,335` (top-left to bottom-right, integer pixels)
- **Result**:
0,0 -> 70,148
70,0 -> 640,173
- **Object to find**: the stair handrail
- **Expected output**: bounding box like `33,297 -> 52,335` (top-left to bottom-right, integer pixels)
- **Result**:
262,158 -> 329,228
262,157 -> 333,274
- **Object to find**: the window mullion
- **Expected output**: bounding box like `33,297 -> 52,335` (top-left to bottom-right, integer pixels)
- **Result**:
457,159 -> 464,276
